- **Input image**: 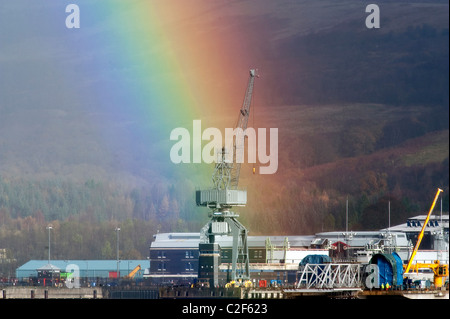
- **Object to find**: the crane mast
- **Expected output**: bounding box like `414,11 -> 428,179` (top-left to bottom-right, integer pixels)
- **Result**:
196,69 -> 257,285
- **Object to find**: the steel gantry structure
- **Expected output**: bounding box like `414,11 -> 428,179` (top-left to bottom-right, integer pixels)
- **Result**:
296,263 -> 361,289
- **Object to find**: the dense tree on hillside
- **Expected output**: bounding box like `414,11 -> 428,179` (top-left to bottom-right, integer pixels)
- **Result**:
0,176 -> 200,226
360,196 -> 410,231
270,24 -> 449,107
340,127 -> 379,157
0,214 -> 161,276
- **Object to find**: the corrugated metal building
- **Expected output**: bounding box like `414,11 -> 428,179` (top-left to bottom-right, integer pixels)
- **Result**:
146,214 -> 449,285
147,233 -> 324,284
16,260 -> 149,279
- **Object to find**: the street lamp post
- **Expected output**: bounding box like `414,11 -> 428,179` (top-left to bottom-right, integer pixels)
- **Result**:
46,225 -> 53,265
115,227 -> 120,279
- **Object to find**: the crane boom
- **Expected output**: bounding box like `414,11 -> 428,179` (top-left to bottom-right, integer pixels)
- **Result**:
211,69 -> 257,191
230,69 -> 257,189
404,188 -> 443,275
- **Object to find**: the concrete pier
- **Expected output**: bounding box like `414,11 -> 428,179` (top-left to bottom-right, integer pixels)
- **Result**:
1,287 -> 101,299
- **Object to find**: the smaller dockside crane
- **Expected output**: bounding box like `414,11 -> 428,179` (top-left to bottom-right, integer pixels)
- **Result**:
403,188 -> 448,288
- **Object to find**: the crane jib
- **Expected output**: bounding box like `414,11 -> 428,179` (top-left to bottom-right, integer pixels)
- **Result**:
206,70 -> 257,192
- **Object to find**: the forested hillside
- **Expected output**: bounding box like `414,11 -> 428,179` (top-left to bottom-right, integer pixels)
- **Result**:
0,1 -> 448,276
241,105 -> 449,235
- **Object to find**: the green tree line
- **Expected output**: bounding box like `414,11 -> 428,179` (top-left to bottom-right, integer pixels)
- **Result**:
0,176 -> 207,276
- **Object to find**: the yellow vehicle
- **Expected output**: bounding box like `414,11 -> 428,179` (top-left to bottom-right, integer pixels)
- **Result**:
124,264 -> 141,279
407,261 -> 448,288
225,279 -> 253,288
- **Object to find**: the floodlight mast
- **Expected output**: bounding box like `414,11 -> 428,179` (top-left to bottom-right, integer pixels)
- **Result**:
196,69 -> 257,282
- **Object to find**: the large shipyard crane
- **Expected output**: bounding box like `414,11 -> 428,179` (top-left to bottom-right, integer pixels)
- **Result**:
196,69 -> 257,284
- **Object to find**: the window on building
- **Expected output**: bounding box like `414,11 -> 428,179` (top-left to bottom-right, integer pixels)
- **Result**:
158,262 -> 166,271
221,250 -> 229,259
158,251 -> 166,259
253,250 -> 263,259
185,262 -> 194,271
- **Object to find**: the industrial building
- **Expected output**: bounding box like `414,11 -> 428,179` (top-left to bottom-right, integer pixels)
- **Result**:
147,233 -> 326,285
147,214 -> 448,286
13,214 -> 448,287
385,215 -> 448,252
312,214 -> 449,263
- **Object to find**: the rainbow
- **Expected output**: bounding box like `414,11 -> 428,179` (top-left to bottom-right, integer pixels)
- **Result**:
62,1 -> 261,184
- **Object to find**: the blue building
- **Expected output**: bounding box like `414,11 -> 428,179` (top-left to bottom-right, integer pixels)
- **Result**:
16,260 -> 150,282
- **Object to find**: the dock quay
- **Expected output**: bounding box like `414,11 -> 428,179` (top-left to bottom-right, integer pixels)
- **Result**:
159,286 -> 242,299
2,285 -> 448,299
358,288 -> 449,299
1,287 -> 101,299
159,286 -> 288,299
